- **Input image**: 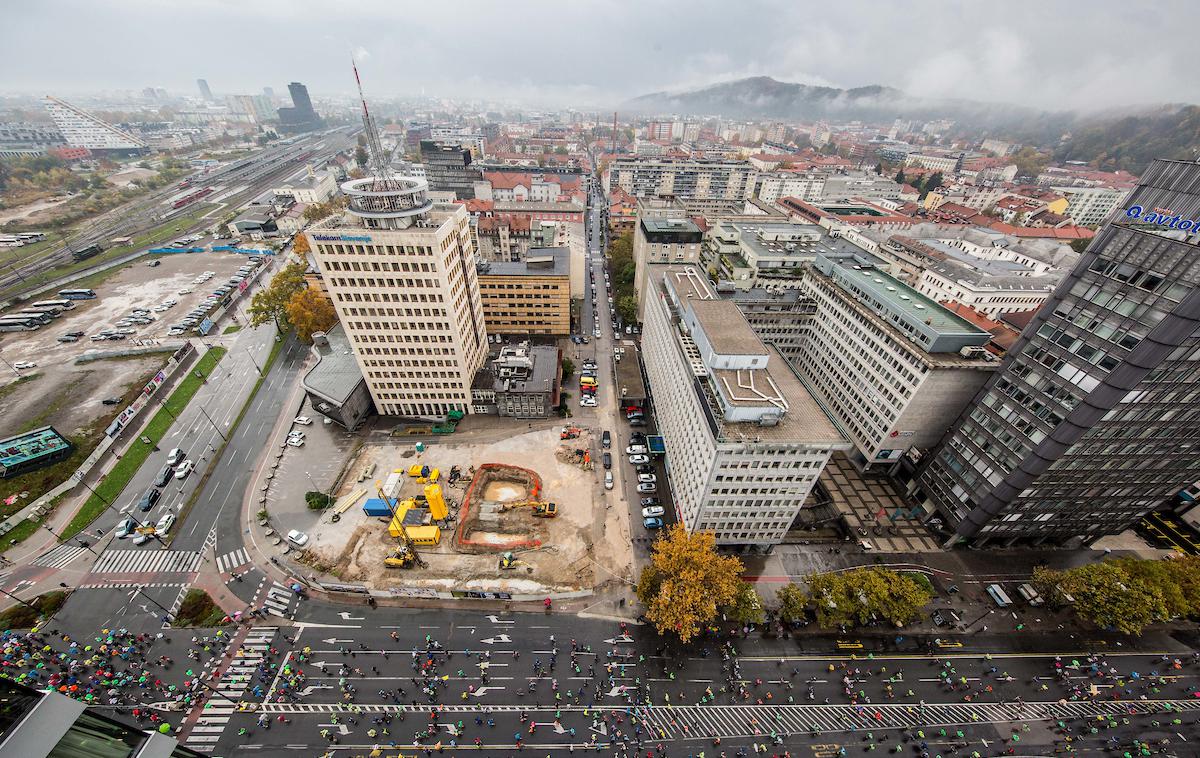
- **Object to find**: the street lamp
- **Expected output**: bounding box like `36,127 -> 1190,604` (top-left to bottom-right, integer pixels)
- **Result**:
41,522 -> 98,555
196,405 -> 227,442
0,584 -> 41,615
244,348 -> 263,377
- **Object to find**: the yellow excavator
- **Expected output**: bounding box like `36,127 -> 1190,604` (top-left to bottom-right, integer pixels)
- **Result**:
497,501 -> 558,517
498,551 -> 524,570
384,544 -> 417,569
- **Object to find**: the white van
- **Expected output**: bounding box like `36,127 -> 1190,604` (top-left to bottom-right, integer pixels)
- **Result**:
1016,583 -> 1044,607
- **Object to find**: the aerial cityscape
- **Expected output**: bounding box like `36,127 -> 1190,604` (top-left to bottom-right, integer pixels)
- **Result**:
3,2 -> 1200,756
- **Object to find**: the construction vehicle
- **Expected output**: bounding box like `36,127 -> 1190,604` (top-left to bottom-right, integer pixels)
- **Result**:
385,544 -> 417,569
375,483 -> 428,569
497,501 -> 558,518
560,426 -> 582,440
498,551 -> 525,570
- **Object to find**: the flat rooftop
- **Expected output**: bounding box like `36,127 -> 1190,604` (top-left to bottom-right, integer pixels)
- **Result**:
302,323 -> 365,406
815,252 -> 986,335
690,299 -> 768,355
613,340 -> 647,402
641,218 -> 702,235
478,247 -> 570,277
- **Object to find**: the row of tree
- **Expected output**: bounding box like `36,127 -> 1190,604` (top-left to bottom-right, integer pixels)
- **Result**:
607,231 -> 638,325
1032,555 -> 1200,635
634,525 -> 933,642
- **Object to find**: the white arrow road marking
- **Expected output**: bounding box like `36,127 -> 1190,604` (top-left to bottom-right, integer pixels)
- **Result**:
338,612 -> 364,621
480,635 -> 511,645
485,615 -> 514,624
298,684 -> 333,696
318,722 -> 350,735
603,634 -> 635,644
469,686 -> 505,697
606,685 -> 631,697
321,638 -> 356,644
591,721 -> 609,736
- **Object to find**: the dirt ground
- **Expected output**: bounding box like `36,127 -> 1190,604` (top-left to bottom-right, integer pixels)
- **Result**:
0,195 -> 74,225
0,251 -> 249,440
298,426 -> 610,595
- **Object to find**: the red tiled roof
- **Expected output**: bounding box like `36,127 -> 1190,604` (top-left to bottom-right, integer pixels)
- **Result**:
940,300 -> 1021,353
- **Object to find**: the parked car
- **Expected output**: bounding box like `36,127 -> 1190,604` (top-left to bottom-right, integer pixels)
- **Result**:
640,497 -> 661,507
293,416 -> 312,425
625,444 -> 647,455
580,396 -> 597,407
155,513 -> 176,536
175,459 -> 194,479
641,506 -> 665,519
643,516 -> 664,530
57,335 -> 79,343
604,471 -> 613,490
602,453 -> 612,469
601,430 -> 611,448
101,397 -> 122,405
628,454 -> 649,464
13,361 -> 36,370
287,438 -> 304,448
636,482 -> 657,494
287,529 -> 309,547
637,473 -> 657,484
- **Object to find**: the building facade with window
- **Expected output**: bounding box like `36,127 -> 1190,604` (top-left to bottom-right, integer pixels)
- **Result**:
476,248 -> 571,336
632,213 -> 703,319
307,177 -> 487,418
607,156 -> 757,201
914,159 -> 1200,546
642,265 -> 849,549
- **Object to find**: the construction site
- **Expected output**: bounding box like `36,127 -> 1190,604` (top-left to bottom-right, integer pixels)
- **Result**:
291,424 -> 630,598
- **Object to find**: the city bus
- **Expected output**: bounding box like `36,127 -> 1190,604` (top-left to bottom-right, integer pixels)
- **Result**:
0,316 -> 42,332
58,289 -> 97,300
29,299 -> 76,311
11,310 -> 53,324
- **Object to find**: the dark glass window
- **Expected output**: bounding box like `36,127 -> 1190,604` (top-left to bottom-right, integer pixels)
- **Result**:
0,678 -> 43,743
47,711 -> 146,758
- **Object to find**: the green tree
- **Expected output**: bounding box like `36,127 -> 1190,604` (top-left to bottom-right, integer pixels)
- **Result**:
354,145 -> 369,168
924,171 -> 944,194
635,524 -> 745,643
616,295 -> 638,326
723,583 -> 765,625
560,357 -> 574,379
775,583 -> 809,624
808,568 -> 931,629
1034,562 -> 1168,635
249,261 -> 307,332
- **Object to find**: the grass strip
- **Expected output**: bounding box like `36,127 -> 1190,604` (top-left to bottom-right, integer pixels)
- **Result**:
0,590 -> 68,630
59,346 -> 227,540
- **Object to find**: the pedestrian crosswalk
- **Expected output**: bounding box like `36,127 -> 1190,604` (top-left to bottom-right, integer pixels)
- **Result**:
91,549 -> 201,574
184,626 -> 278,753
261,581 -> 295,617
31,543 -> 90,569
216,548 -> 250,574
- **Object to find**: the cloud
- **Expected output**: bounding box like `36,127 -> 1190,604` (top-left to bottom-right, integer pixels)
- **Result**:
2,0 -> 1199,111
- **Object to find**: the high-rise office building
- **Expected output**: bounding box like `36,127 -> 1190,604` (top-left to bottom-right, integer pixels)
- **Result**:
419,140 -> 483,200
43,96 -> 148,155
197,78 -> 214,101
277,82 -> 322,132
306,178 -> 488,418
642,264 -> 849,549
263,86 -> 275,98
914,159 -> 1200,546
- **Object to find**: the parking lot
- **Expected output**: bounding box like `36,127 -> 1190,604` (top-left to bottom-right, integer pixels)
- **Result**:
0,251 -> 264,463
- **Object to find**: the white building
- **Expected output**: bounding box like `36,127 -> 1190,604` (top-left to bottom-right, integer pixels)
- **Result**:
869,226 -> 1078,317
306,177 -> 488,418
904,152 -> 959,173
755,172 -> 825,204
632,204 -> 704,318
44,96 -> 148,154
1051,184 -> 1131,227
608,156 -> 757,201
789,252 -> 997,470
642,265 -> 849,548
273,169 -> 337,205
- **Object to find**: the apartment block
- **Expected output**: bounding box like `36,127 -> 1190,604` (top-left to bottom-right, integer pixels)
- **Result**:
915,159 -> 1200,546
705,220 -> 862,289
1052,184 -> 1132,227
43,96 -> 148,155
609,156 -> 757,201
476,248 -> 571,336
307,177 -> 487,418
642,265 -> 849,549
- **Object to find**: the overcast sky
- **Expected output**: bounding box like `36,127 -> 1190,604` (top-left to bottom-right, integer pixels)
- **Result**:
5,0 -> 1199,112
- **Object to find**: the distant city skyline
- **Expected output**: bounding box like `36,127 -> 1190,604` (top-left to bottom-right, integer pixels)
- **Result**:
5,0 -> 1200,111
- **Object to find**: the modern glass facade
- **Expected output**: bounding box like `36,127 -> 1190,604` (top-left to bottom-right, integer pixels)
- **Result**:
915,159 -> 1200,546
